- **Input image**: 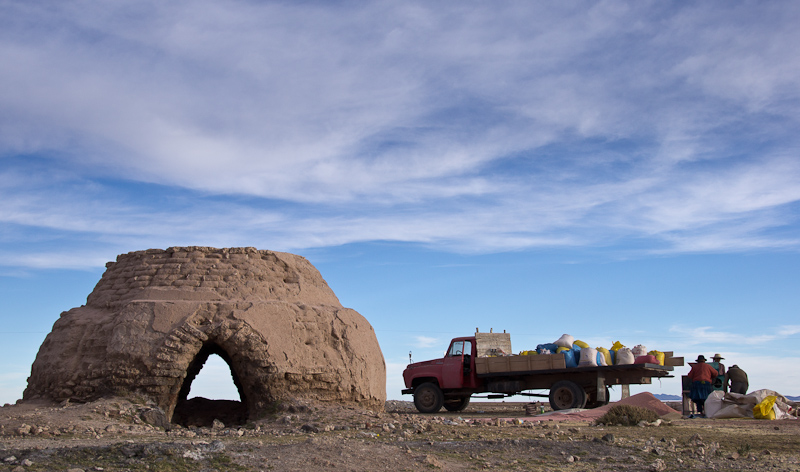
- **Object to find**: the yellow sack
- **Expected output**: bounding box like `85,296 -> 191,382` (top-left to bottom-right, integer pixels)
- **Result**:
597,347 -> 612,366
520,350 -> 538,356
753,396 -> 777,420
610,341 -> 624,352
556,346 -> 570,353
573,339 -> 590,349
648,350 -> 665,366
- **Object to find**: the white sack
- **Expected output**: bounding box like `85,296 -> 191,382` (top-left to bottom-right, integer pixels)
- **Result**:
707,389 -> 795,420
706,391 -> 757,419
554,334 -> 574,348
615,347 -> 635,365
579,347 -> 598,367
631,344 -> 648,357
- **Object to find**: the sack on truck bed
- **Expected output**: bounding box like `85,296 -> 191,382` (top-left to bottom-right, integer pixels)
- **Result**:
610,340 -> 624,352
597,347 -> 613,366
647,350 -> 665,366
632,344 -> 648,357
562,349 -> 578,368
634,354 -> 659,364
537,343 -> 558,355
615,347 -> 635,365
554,334 -> 574,348
579,347 -> 598,367
574,339 -> 589,349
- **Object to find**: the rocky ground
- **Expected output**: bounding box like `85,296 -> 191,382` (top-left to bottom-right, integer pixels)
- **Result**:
1,397 -> 799,471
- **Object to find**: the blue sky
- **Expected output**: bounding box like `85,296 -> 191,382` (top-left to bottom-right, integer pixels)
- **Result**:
1,1 -> 799,404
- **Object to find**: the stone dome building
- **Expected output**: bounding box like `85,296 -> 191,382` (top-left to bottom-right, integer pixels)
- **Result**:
24,247 -> 386,424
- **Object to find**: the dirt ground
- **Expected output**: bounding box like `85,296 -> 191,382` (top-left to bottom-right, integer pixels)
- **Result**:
1,397 -> 799,471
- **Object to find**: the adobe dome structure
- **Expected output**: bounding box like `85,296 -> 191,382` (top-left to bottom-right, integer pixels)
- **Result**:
24,247 -> 386,424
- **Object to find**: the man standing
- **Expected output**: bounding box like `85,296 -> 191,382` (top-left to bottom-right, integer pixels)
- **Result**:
727,364 -> 749,394
688,355 -> 720,417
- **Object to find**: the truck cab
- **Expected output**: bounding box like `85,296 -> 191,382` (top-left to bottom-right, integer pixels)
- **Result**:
402,336 -> 480,412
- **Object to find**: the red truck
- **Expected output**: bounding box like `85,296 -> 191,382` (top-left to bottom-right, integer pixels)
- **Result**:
402,332 -> 680,413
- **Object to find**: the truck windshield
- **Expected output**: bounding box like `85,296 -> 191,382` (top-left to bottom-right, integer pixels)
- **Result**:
447,340 -> 472,357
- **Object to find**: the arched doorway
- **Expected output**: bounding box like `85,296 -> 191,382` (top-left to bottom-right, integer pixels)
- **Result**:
172,342 -> 249,427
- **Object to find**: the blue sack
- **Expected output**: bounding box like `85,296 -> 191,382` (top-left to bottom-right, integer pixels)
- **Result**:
571,345 -> 582,366
563,350 -> 578,368
536,343 -> 558,354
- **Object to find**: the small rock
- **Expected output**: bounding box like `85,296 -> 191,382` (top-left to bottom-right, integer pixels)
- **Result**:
301,424 -> 320,433
687,433 -> 703,445
650,459 -> 666,471
21,459 -> 33,466
15,425 -> 31,436
601,433 -> 615,443
423,455 -> 443,468
4,456 -> 17,463
141,408 -> 171,430
211,419 -> 225,430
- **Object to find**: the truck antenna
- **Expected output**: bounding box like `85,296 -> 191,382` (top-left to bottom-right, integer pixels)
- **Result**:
409,351 -> 413,364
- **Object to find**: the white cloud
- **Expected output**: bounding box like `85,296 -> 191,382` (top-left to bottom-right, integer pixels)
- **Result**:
666,324 -> 800,352
0,2 -> 799,267
414,336 -> 439,349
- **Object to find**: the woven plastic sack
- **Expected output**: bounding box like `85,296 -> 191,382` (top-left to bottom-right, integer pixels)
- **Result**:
562,350 -> 578,368
648,350 -> 665,366
571,344 -> 582,364
579,347 -> 598,367
753,396 -> 777,420
631,344 -> 648,357
574,339 -> 590,349
596,351 -> 607,366
615,347 -> 634,365
610,341 -> 624,352
537,343 -> 558,354
556,346 -> 570,353
554,334 -> 574,348
634,355 -> 658,364
597,347 -> 613,366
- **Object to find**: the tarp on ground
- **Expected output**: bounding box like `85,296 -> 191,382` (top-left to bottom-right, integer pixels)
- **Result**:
705,389 -> 795,420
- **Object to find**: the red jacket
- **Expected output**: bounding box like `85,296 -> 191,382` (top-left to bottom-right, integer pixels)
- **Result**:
688,362 -> 719,383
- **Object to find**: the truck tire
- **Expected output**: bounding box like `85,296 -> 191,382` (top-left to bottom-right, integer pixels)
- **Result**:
549,380 -> 587,410
443,396 -> 471,412
414,382 -> 444,413
585,387 -> 610,409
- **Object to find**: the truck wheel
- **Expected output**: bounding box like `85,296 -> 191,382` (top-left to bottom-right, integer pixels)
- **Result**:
585,387 -> 610,409
414,382 -> 444,413
549,380 -> 587,410
443,396 -> 471,412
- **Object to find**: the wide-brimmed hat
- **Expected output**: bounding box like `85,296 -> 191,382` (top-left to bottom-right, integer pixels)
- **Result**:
696,355 -> 707,362
712,353 -> 724,360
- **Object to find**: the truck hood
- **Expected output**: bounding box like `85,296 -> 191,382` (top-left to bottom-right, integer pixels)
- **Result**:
404,359 -> 441,371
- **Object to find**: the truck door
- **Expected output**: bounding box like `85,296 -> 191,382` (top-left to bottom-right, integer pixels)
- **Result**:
442,339 -> 473,388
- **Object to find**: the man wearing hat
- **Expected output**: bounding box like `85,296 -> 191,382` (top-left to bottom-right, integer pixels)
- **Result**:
687,355 -> 720,416
709,353 -> 726,392
727,364 -> 749,394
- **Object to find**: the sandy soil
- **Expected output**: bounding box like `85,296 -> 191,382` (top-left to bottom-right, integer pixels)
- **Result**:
1,396 -> 799,471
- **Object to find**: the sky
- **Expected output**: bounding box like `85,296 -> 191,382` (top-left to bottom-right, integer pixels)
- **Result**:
1,1 -> 799,406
